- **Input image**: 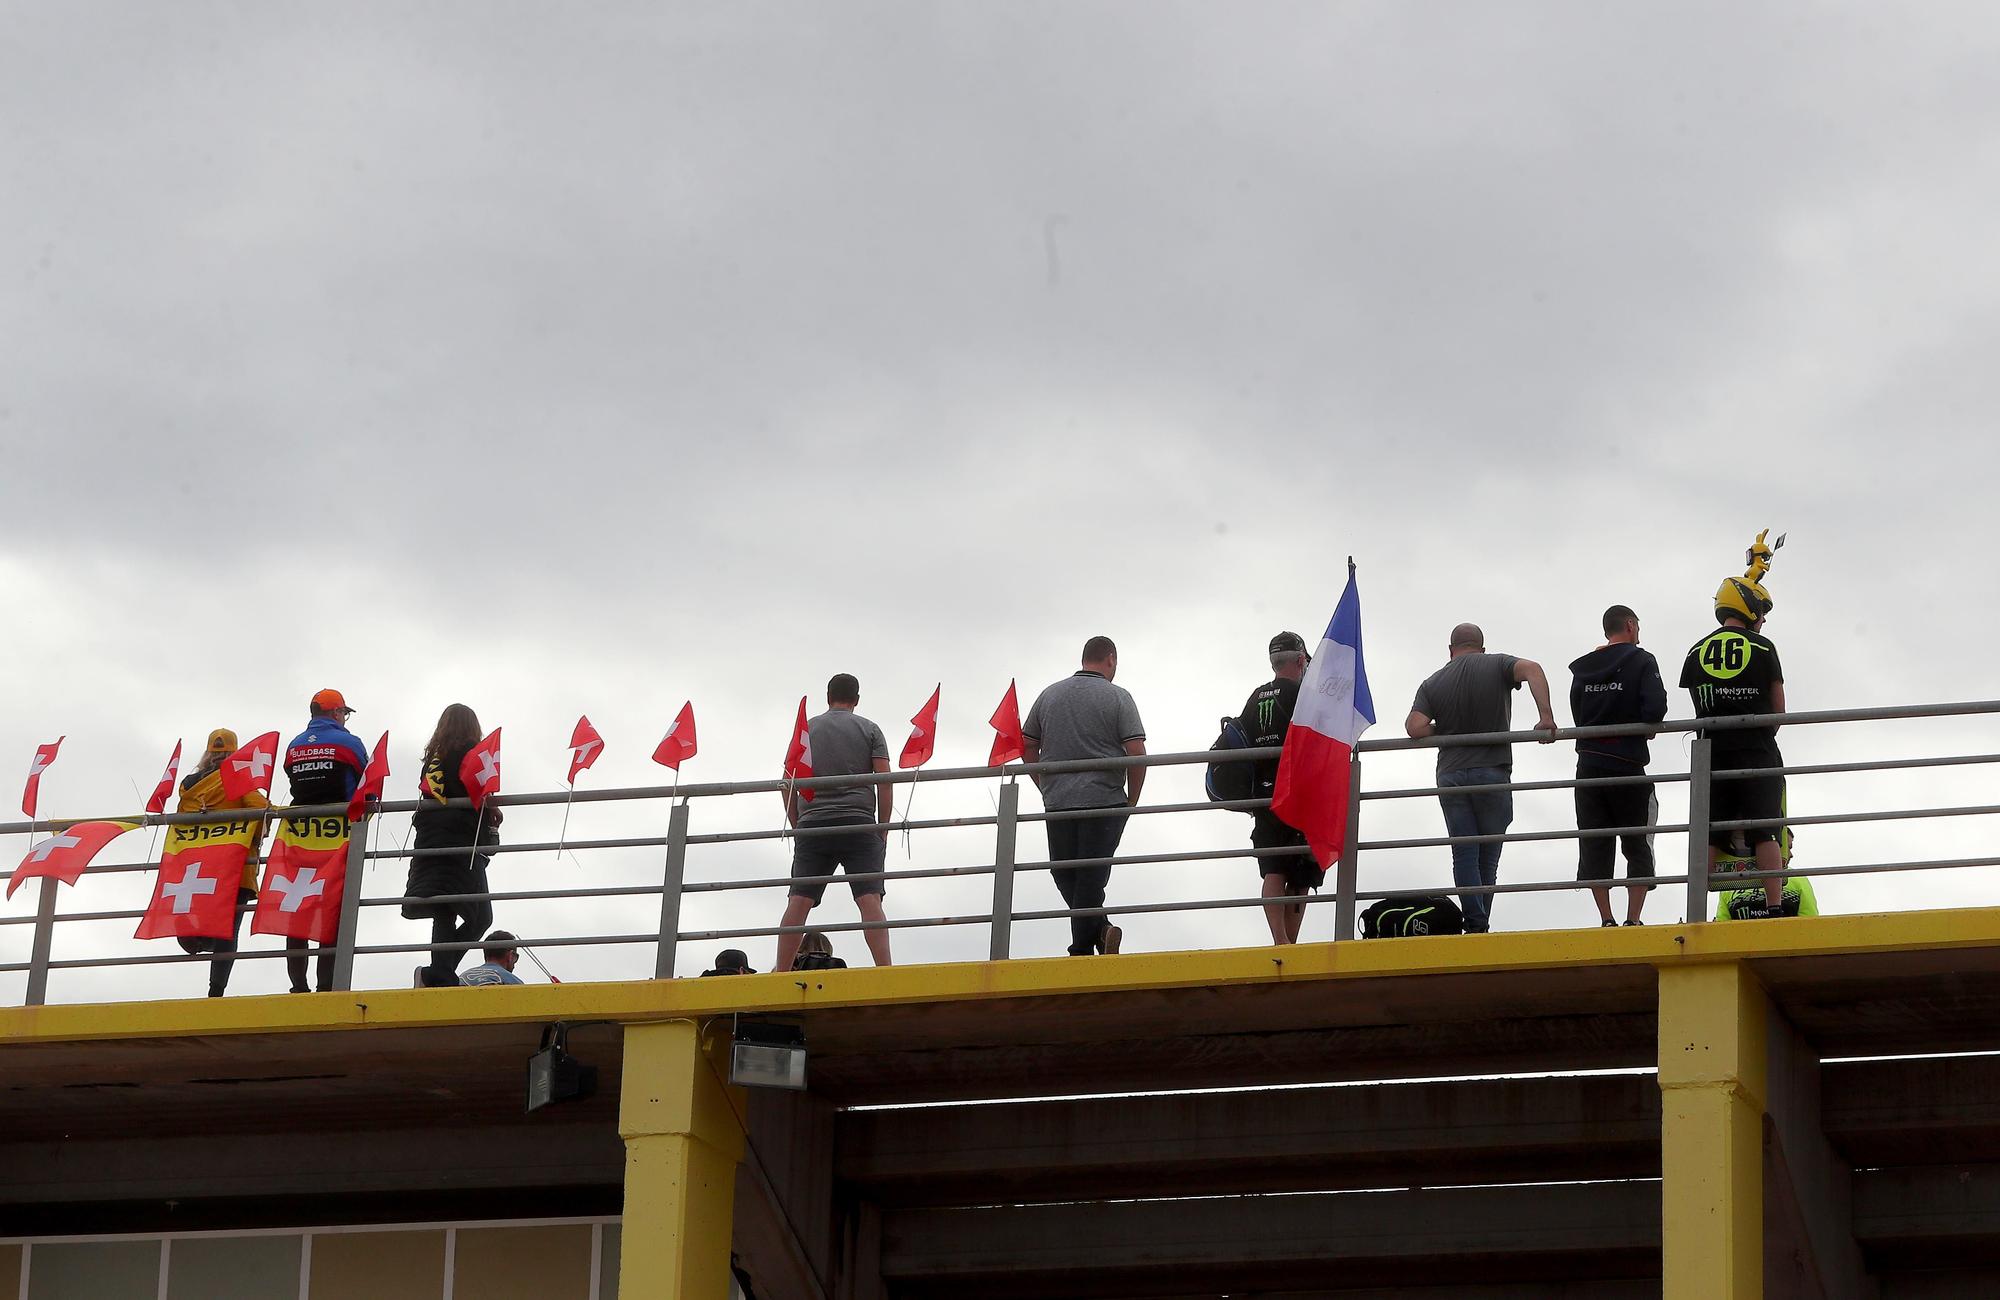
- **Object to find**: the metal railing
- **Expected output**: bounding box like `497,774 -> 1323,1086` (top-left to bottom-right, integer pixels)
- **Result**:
3,699 -> 1999,1005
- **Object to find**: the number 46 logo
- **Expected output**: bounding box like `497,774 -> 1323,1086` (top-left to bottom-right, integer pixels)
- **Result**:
1700,631 -> 1754,680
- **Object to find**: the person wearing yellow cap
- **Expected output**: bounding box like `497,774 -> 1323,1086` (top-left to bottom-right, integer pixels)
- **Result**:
1679,532 -> 1789,916
175,728 -> 269,997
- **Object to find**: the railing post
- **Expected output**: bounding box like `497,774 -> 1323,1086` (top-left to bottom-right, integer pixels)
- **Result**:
24,877 -> 58,1006
1684,738 -> 1713,925
1332,756 -> 1363,942
989,781 -> 1020,962
330,813 -> 370,992
654,802 -> 690,980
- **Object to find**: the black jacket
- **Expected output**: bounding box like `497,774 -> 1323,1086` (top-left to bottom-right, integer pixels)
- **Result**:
405,743 -> 499,912
1568,643 -> 1668,770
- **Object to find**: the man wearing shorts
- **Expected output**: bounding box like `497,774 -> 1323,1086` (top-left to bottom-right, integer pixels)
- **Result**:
777,674 -> 894,970
1681,537 -> 1788,914
1240,631 -> 1320,944
1569,605 -> 1668,926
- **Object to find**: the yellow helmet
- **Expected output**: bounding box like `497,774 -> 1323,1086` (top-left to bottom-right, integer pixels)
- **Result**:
1714,575 -> 1773,624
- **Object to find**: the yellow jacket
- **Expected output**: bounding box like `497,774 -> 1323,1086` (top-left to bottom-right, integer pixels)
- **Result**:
176,768 -> 269,891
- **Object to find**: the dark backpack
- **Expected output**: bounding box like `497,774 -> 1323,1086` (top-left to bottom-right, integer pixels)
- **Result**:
1206,717 -> 1255,805
1359,895 -> 1466,938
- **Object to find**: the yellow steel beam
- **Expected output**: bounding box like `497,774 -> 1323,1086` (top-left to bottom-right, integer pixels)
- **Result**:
618,1019 -> 747,1299
7,904 -> 2000,1045
1658,961 -> 1770,1299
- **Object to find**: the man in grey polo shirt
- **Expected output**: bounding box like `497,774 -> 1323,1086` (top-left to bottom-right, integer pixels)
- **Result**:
778,674 -> 894,971
1022,636 -> 1147,956
1404,624 -> 1557,934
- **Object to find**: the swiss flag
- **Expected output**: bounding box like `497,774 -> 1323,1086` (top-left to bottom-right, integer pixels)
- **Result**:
347,732 -> 391,821
988,681 -> 1024,767
568,716 -> 604,785
782,697 -> 814,801
136,848 -> 243,941
900,686 -> 941,770
251,815 -> 349,944
8,820 -> 135,900
460,728 -> 502,811
652,702 -> 698,771
146,741 -> 183,816
220,731 -> 280,802
22,737 -> 62,819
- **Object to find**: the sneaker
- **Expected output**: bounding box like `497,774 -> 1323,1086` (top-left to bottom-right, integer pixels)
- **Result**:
413,966 -> 427,989
1601,919 -> 1618,928
1100,925 -> 1123,955
1623,919 -> 1644,927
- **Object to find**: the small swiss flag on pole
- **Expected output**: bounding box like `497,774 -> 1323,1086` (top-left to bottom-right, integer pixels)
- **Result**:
900,686 -> 941,770
22,738 -> 62,819
783,697 -> 814,802
8,820 -> 136,899
652,703 -> 698,771
460,729 -> 502,811
145,741 -> 183,816
220,732 -> 280,803
347,732 -> 391,821
988,681 -> 1024,767
567,716 -> 604,786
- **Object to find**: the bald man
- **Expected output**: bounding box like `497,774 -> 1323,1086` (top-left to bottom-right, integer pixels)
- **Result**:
1405,624 -> 1557,933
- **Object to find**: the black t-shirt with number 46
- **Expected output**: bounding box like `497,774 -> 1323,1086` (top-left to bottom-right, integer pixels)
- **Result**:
1680,626 -> 1784,760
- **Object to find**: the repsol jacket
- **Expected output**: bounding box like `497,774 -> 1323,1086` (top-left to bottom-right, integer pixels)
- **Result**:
1567,642 -> 1668,771
284,716 -> 369,805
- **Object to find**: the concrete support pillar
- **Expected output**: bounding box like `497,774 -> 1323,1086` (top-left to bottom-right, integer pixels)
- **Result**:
1659,961 -> 1769,1300
620,1019 -> 747,1299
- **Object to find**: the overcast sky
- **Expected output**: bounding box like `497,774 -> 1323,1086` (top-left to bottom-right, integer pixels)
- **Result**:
4,2 -> 1997,1001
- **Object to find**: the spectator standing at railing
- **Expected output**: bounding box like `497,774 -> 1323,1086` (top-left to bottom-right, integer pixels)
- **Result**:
1023,636 -> 1148,956
1239,632 -> 1319,944
281,690 -> 369,993
1681,547 -> 1788,915
1568,606 -> 1668,928
776,674 -> 894,972
407,703 -> 502,988
1404,626 -> 1557,934
174,728 -> 268,997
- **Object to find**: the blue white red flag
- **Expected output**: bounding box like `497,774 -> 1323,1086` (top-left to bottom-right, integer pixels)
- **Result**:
1270,563 -> 1375,865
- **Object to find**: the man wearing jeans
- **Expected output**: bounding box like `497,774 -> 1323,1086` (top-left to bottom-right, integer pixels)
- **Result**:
1404,625 -> 1557,933
1023,636 -> 1147,956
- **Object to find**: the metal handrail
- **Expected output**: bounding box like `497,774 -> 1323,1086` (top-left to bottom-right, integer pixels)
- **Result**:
8,699 -> 2000,1004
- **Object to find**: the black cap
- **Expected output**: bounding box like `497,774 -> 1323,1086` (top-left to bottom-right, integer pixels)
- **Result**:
1269,631 -> 1308,656
714,948 -> 755,973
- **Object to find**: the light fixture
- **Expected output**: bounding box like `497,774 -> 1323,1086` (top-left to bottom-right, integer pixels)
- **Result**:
729,1019 -> 807,1091
527,1023 -> 598,1113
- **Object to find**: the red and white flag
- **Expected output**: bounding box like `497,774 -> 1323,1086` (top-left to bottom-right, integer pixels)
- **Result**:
782,696 -> 814,801
251,814 -> 349,944
460,728 -> 502,812
987,681 -> 1024,767
900,686 -> 941,770
22,737 -> 62,819
346,732 -> 391,821
652,702 -> 698,771
145,741 -> 183,816
1271,564 -> 1376,865
136,822 -> 258,941
220,731 -> 281,803
567,716 -> 604,785
8,820 -> 135,900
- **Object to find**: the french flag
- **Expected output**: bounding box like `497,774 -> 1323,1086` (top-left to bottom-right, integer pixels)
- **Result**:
1271,562 -> 1375,865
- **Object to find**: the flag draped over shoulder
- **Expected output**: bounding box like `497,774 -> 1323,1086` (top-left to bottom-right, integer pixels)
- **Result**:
1271,566 -> 1376,865
900,686 -> 940,770
987,681 -> 1023,767
251,812 -> 350,944
653,703 -> 697,771
137,816 -> 260,940
9,820 -> 135,900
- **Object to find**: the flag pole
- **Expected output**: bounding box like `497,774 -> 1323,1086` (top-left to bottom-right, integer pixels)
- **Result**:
900,768 -> 919,858
554,783 -> 577,867
519,944 -> 562,983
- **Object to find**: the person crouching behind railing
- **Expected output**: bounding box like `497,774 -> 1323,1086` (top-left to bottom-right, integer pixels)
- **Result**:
791,930 -> 848,971
406,704 -> 501,988
175,728 -> 268,997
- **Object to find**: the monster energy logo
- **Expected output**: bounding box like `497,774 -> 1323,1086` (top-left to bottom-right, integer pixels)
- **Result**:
1257,698 -> 1277,730
1696,684 -> 1717,709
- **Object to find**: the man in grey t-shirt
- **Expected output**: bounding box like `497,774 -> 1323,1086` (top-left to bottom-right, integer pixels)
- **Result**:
1404,623 -> 1557,933
1023,636 -> 1147,956
778,674 -> 894,971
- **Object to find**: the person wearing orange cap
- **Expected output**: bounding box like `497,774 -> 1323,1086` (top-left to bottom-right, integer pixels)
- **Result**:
280,690 -> 371,993
175,728 -> 270,997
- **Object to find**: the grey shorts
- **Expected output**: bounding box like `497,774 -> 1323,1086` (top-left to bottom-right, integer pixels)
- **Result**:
789,818 -> 887,903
